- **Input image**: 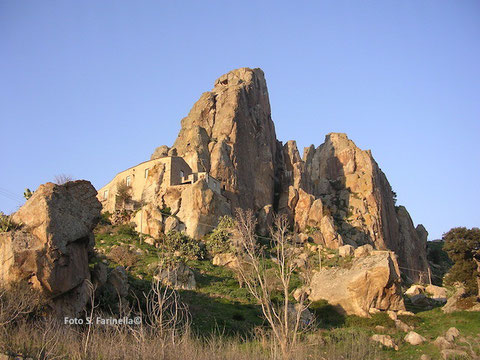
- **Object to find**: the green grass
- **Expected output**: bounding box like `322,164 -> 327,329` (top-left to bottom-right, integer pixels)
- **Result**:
384,309 -> 480,360
92,223 -> 480,358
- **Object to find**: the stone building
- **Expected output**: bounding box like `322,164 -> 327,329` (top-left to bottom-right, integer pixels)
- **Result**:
97,156 -> 222,213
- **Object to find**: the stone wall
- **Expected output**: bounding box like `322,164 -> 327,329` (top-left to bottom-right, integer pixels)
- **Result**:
169,156 -> 193,186
98,156 -> 194,212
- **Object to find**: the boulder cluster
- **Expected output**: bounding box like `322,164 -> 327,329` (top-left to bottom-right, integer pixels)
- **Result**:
0,67 -> 434,318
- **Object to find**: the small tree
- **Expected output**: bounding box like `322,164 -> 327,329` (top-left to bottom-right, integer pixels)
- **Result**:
116,181 -> 132,208
443,227 -> 480,296
234,209 -> 310,360
54,174 -> 74,185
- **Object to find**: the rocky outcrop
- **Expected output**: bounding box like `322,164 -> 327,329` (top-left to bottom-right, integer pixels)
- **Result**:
278,133 -> 429,281
100,67 -> 430,283
154,263 -> 196,290
404,331 -> 426,345
125,68 -> 276,238
370,334 -> 398,350
176,179 -> 231,238
170,68 -> 279,212
151,145 -> 170,160
0,181 -> 101,316
308,251 -> 405,317
212,253 -> 239,269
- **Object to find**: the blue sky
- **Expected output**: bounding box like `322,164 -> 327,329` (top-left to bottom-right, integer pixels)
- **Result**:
1,1 -> 479,239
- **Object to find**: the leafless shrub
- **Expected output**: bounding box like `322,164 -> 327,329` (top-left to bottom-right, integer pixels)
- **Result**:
107,245 -> 139,269
144,272 -> 191,338
53,174 -> 74,185
234,209 -> 311,360
0,282 -> 43,327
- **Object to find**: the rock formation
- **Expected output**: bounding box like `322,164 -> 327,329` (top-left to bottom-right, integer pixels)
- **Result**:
308,251 -> 405,317
0,181 -> 101,316
277,133 -> 429,281
98,67 -> 429,282
170,67 -> 279,212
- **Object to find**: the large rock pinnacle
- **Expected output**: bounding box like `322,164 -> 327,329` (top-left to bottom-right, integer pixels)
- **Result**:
171,67 -> 279,211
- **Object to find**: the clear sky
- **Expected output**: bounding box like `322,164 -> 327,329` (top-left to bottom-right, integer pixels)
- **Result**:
1,1 -> 479,240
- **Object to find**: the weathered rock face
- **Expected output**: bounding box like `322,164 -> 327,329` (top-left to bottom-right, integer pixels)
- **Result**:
278,133 -> 429,281
0,181 -> 101,316
151,145 -> 170,160
176,179 -> 231,238
154,263 -> 196,290
171,68 -> 279,212
100,67 -> 430,283
212,253 -> 239,269
130,167 -> 230,239
308,251 -> 405,317
122,68 -> 274,238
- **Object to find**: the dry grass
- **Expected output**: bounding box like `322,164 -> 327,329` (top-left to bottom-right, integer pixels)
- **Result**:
1,321 -> 380,360
0,281 -> 380,360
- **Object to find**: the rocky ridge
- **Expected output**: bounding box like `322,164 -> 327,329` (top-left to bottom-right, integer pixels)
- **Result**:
109,67 -> 429,281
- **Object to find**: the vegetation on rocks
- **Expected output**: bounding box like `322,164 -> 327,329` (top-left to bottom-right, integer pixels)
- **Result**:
205,215 -> 236,255
0,212 -> 21,232
2,214 -> 480,359
443,227 -> 480,295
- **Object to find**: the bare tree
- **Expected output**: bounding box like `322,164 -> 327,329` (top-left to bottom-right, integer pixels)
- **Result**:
234,209 -> 311,360
54,174 -> 74,185
144,277 -> 191,343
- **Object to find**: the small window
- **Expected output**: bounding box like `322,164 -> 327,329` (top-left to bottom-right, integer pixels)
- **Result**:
145,168 -> 149,178
103,189 -> 108,200
180,170 -> 184,179
126,176 -> 131,187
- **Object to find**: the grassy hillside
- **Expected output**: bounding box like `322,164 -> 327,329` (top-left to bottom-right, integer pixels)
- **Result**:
86,222 -> 480,359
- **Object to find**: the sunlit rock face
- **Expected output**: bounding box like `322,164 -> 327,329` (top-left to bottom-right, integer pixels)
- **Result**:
171,67 -> 279,212
1,181 -> 101,317
278,133 -> 429,281
99,67 -> 429,281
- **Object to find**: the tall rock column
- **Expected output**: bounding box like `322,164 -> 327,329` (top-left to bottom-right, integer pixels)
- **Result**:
171,68 -> 279,212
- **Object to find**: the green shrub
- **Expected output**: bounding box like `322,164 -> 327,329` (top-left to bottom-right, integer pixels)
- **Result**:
206,216 -> 236,255
115,224 -> 138,238
305,225 -> 320,234
99,211 -> 112,225
161,207 -> 171,216
160,231 -> 205,260
0,212 -> 21,232
443,227 -> 480,295
23,188 -> 33,200
116,181 -> 131,205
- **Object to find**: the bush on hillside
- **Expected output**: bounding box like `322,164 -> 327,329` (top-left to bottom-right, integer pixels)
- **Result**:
107,245 -> 139,269
160,231 -> 205,260
0,212 -> 21,232
115,223 -> 138,238
206,216 -> 236,255
443,227 -> 480,295
99,211 -> 112,225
